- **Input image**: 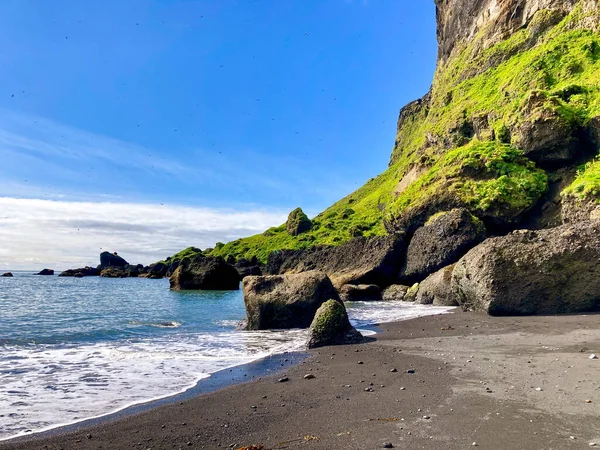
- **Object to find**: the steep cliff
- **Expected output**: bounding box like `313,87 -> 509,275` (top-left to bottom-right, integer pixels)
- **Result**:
184,0 -> 600,263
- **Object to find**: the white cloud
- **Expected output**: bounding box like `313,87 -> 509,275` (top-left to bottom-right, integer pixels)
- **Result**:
0,197 -> 287,271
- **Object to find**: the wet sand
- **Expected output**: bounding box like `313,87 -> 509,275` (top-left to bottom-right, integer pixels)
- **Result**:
2,310 -> 600,450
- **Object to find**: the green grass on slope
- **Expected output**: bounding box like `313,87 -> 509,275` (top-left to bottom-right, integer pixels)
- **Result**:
392,5 -> 600,163
196,5 -> 599,264
563,157 -> 600,200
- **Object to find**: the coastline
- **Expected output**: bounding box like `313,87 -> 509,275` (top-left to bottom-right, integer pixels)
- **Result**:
3,310 -> 600,450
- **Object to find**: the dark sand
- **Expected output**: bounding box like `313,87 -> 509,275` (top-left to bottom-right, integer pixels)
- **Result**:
3,311 -> 600,450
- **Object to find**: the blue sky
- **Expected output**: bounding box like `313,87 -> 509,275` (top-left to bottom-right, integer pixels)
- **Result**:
0,0 -> 437,269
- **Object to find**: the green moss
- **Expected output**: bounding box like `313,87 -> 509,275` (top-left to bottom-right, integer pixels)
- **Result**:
387,140 -> 547,221
286,208 -> 312,236
563,157 -> 600,200
310,300 -> 347,337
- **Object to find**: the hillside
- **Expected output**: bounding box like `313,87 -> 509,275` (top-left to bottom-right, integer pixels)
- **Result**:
167,0 -> 600,264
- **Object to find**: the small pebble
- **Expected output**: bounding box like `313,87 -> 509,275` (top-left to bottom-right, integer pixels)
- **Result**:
590,354 -> 598,360
400,387 -> 406,390
535,387 -> 543,391
423,415 -> 430,419
278,377 -> 289,383
390,368 -> 397,373
407,369 -> 415,374
358,361 -> 364,365
304,374 -> 315,380
382,442 -> 394,448
472,443 -> 478,447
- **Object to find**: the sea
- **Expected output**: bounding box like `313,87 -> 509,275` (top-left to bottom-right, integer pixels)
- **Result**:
0,271 -> 454,441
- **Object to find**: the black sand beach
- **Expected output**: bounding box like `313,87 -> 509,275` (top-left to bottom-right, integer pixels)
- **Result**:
3,310 -> 600,450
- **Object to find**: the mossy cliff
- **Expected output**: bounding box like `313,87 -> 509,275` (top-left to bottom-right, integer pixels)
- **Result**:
170,0 -> 600,264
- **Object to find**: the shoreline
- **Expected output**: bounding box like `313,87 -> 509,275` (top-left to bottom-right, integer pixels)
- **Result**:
1,351 -> 307,444
4,310 -> 600,449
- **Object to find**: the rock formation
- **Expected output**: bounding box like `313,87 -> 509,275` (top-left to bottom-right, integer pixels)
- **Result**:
338,284 -> 382,302
100,251 -> 128,269
35,269 -> 54,275
452,222 -> 600,315
286,208 -> 312,236
169,256 -> 240,291
242,271 -> 340,330
306,300 -> 364,349
1,272 -> 13,277
402,209 -> 486,281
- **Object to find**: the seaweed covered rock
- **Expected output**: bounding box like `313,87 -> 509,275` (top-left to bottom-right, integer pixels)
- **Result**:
452,222 -> 600,315
286,208 -> 312,236
36,269 -> 54,275
338,284 -> 382,302
169,256 -> 240,291
415,264 -> 458,306
242,271 -> 339,330
382,284 -> 410,301
100,267 -> 129,278
402,209 -> 486,281
100,251 -> 128,269
306,299 -> 364,349
266,234 -> 406,288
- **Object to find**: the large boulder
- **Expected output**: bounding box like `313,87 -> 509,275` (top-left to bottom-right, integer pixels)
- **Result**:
147,262 -> 168,279
286,208 -> 312,236
402,208 -> 486,281
100,251 -> 129,269
306,300 -> 364,349
2,272 -> 13,277
382,284 -> 410,301
36,269 -> 54,276
169,256 -> 240,291
415,264 -> 458,306
452,222 -> 600,315
59,266 -> 100,277
562,195 -> 600,224
266,234 -> 406,288
338,284 -> 382,302
242,271 -> 340,330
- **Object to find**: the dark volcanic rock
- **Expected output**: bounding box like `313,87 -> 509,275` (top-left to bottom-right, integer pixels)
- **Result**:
306,299 -> 364,349
402,208 -> 486,281
147,262 -> 168,279
562,195 -> 600,224
338,284 -> 382,302
169,256 -> 240,291
100,251 -> 129,269
415,264 -> 458,306
36,269 -> 54,276
286,208 -> 312,236
266,234 -> 406,288
2,272 -> 13,277
59,267 -> 100,277
452,222 -> 600,315
242,271 -> 340,330
382,284 -> 410,301
100,267 -> 128,278
237,265 -> 262,279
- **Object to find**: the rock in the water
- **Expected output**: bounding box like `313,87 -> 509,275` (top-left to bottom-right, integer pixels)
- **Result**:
403,283 -> 419,302
146,262 -> 168,279
286,207 -> 312,236
339,284 -> 382,302
99,251 -> 128,269
169,256 -> 240,291
306,299 -> 364,349
35,269 -> 54,276
382,284 -> 410,301
243,271 -> 339,330
452,222 -> 600,315
415,264 -> 458,306
1,272 -> 13,277
402,208 -> 486,281
100,267 -> 128,278
266,234 -> 406,288
59,267 -> 100,277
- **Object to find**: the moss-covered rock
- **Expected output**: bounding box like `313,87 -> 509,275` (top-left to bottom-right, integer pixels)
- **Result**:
286,208 -> 312,236
306,299 -> 364,349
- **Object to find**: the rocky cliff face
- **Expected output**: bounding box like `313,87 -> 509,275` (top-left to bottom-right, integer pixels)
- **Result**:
435,0 -> 583,63
187,1 -> 600,275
